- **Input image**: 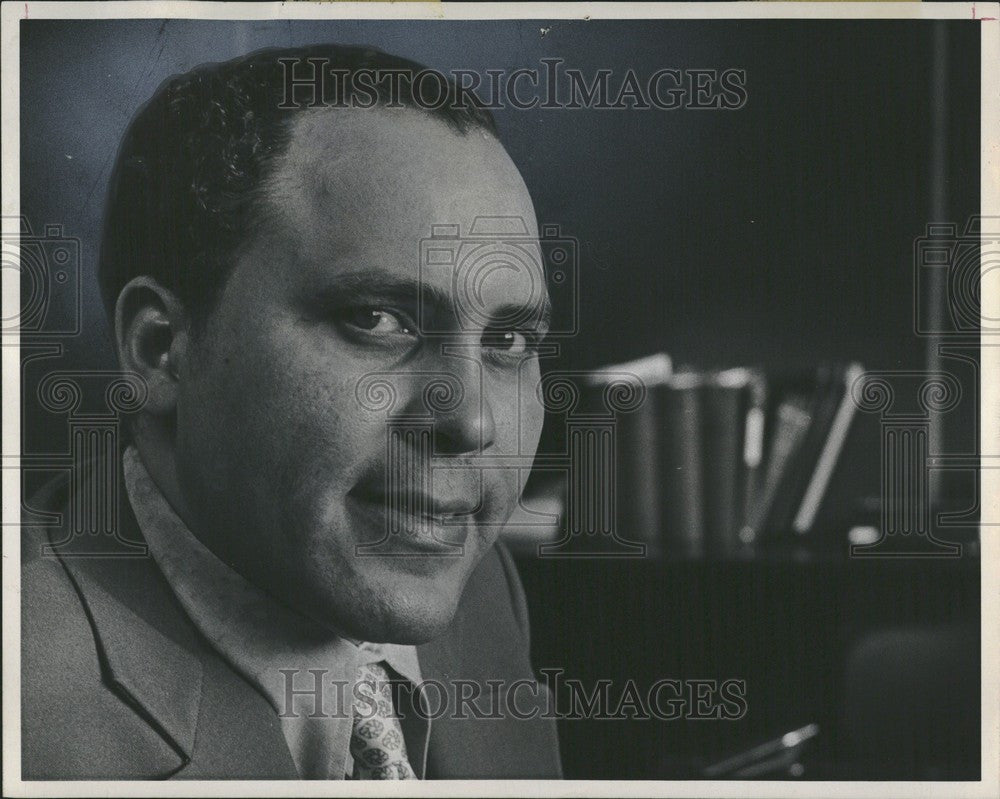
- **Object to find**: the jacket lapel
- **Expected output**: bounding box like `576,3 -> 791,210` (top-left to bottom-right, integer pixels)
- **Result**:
416,545 -> 562,779
58,551 -> 204,762
48,467 -> 297,778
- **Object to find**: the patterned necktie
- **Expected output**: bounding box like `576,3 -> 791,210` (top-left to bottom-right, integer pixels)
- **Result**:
350,661 -> 418,780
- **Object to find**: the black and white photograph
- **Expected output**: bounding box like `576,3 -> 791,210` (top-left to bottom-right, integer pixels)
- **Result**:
2,2 -> 997,795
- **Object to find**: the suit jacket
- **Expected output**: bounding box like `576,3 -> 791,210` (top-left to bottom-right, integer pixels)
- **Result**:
20,468 -> 562,780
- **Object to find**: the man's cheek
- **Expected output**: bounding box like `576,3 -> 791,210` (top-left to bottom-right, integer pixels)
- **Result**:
487,467 -> 529,525
515,363 -> 545,452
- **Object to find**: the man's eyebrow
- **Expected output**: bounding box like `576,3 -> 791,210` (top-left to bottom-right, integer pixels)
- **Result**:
492,299 -> 553,333
312,271 -> 451,310
313,271 -> 553,331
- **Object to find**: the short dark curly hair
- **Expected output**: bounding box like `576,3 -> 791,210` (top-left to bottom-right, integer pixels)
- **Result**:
98,43 -> 498,325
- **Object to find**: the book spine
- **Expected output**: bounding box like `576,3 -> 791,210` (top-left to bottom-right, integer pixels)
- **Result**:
741,397 -> 812,544
792,362 -> 864,533
739,374 -> 768,545
613,389 -> 662,553
659,381 -> 704,557
701,381 -> 748,555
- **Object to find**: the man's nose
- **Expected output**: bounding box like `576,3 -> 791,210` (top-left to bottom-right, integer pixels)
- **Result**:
418,355 -> 496,457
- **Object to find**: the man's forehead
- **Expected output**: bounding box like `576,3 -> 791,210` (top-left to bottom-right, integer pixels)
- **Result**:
255,106 -> 544,302
268,106 -> 536,234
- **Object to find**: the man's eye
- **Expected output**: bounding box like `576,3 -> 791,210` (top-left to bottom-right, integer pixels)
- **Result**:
343,308 -> 413,335
482,328 -> 533,356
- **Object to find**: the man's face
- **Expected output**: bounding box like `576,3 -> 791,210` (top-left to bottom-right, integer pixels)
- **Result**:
173,107 -> 548,644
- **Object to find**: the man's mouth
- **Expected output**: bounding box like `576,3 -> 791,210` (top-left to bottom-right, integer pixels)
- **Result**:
346,482 -> 477,554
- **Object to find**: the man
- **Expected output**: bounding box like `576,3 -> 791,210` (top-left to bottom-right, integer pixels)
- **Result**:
22,44 -> 561,780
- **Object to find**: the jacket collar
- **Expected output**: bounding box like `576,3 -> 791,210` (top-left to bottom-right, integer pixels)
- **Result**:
37,458 -> 320,778
46,464 -> 206,763
57,528 -> 297,778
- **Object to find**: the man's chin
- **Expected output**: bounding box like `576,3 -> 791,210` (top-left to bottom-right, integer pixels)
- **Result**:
292,575 -> 464,646
362,612 -> 455,646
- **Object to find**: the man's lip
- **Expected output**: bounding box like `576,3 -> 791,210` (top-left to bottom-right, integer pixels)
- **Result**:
347,486 -> 478,518
346,492 -> 472,552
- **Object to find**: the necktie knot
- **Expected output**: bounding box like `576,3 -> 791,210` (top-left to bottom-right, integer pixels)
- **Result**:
350,661 -> 417,780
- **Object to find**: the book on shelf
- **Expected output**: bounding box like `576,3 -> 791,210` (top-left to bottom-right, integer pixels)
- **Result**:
745,361 -> 864,543
658,371 -> 704,557
700,368 -> 767,555
791,362 -> 865,533
739,372 -> 769,544
503,354 -> 864,558
584,353 -> 673,553
739,393 -> 813,546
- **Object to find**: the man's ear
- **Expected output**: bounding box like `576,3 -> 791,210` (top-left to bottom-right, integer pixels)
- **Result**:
114,276 -> 191,416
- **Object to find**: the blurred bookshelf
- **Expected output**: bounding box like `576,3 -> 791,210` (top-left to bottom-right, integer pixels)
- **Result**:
502,353 -> 979,564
